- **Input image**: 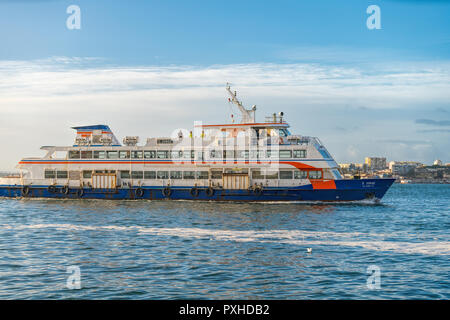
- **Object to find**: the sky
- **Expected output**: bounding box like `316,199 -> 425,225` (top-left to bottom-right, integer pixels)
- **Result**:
0,0 -> 449,169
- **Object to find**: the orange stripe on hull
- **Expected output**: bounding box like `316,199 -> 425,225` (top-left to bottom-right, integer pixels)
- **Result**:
310,180 -> 336,190
283,161 -> 317,169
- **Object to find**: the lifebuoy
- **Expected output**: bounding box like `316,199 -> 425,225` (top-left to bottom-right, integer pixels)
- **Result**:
22,186 -> 30,196
62,186 -> 70,195
190,187 -> 199,197
135,187 -> 144,198
77,188 -> 84,198
205,187 -> 214,197
162,187 -> 172,197
253,186 -> 263,196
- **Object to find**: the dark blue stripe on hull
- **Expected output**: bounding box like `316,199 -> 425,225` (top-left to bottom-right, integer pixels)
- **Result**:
0,179 -> 395,202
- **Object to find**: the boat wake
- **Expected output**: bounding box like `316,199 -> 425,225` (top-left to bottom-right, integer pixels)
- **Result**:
2,223 -> 449,256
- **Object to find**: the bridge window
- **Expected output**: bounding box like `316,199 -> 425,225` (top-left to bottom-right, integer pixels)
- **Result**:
144,171 -> 156,179
183,171 -> 196,179
44,170 -> 56,179
120,171 -> 130,179
279,170 -> 293,179
293,150 -> 307,158
131,171 -> 143,179
157,171 -> 169,179
279,150 -> 292,158
196,171 -> 209,179
144,151 -> 156,159
294,170 -> 308,179
309,170 -> 322,179
170,171 -> 182,179
56,171 -> 68,179
81,151 -> 93,159
119,151 -> 130,159
68,150 -> 80,159
223,150 -> 234,158
237,150 -> 249,159
131,151 -> 143,159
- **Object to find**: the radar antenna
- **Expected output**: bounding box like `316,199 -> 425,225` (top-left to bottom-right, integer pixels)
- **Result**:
226,83 -> 256,123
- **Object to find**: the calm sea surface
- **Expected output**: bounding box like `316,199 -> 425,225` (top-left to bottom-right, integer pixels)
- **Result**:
0,184 -> 448,299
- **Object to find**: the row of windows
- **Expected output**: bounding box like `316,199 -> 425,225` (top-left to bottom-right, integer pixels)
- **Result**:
67,149 -> 307,160
44,169 -> 322,180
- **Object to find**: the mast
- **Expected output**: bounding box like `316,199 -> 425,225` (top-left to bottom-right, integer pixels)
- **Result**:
226,83 -> 256,123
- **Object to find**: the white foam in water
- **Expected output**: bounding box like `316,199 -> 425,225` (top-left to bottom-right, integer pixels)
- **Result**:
3,223 -> 449,256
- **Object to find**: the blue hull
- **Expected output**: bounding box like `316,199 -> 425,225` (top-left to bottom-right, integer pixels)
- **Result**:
0,178 -> 395,202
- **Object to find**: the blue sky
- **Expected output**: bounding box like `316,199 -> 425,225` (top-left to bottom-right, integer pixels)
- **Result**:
0,0 -> 449,169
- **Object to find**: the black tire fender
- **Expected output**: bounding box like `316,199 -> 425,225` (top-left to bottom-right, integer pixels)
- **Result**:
22,186 -> 30,196
190,187 -> 199,197
162,187 -> 172,197
135,187 -> 144,198
205,187 -> 214,197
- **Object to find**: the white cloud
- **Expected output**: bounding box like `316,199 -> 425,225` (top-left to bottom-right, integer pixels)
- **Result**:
0,58 -> 449,169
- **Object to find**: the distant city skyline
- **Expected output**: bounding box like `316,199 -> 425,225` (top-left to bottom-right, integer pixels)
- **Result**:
0,0 -> 449,170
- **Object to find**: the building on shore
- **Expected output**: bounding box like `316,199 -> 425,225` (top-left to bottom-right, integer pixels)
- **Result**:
365,157 -> 387,171
388,161 -> 423,176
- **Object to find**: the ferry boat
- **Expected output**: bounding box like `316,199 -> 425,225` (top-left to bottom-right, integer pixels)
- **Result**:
0,84 -> 395,202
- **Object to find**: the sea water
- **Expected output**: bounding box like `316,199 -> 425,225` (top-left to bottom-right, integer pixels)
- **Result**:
0,184 -> 448,299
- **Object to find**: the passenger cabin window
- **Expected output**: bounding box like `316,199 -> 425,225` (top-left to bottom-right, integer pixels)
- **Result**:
120,171 -> 130,179
171,151 -> 183,159
56,171 -> 68,179
294,170 -> 307,179
45,170 -> 56,179
183,171 -> 196,179
131,151 -> 143,159
119,151 -> 130,159
196,171 -> 209,179
157,151 -> 169,159
252,170 -> 264,179
170,171 -> 182,179
279,170 -> 293,179
81,151 -> 92,159
107,151 -> 118,159
68,150 -> 80,159
279,150 -> 292,158
309,170 -> 322,179
93,151 -> 106,159
293,150 -> 307,158
144,151 -> 156,159
157,171 -> 169,179
144,171 -> 156,179
83,171 -> 92,179
265,171 -> 279,179
211,170 -> 223,179
131,171 -> 143,179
